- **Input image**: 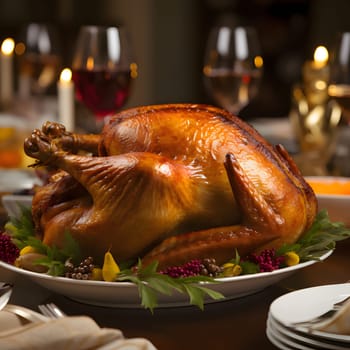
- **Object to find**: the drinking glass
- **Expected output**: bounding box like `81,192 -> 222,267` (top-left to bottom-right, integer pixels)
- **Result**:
203,25 -> 263,116
72,25 -> 137,131
328,32 -> 350,123
17,23 -> 62,97
328,32 -> 350,175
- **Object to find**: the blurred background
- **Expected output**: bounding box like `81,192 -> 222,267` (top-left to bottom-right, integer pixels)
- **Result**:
0,0 -> 349,120
0,0 -> 350,176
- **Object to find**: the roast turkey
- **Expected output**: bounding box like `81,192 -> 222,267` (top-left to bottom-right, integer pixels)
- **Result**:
24,104 -> 317,268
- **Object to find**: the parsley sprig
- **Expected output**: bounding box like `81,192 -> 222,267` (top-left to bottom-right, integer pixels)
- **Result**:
277,210 -> 350,260
117,259 -> 224,312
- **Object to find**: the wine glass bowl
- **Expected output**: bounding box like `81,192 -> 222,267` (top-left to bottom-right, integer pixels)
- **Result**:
327,31 -> 350,176
328,32 -> 350,123
17,23 -> 62,96
203,25 -> 263,115
72,25 -> 136,122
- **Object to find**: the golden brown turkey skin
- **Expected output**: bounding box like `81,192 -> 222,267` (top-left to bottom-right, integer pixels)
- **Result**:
24,104 -> 317,267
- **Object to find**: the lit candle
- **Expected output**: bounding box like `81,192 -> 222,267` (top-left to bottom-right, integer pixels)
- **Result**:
302,45 -> 330,105
302,45 -> 330,84
57,68 -> 74,131
313,46 -> 329,68
0,38 -> 15,108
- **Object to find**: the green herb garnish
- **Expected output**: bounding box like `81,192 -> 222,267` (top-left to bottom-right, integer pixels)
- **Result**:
5,208 -> 81,275
117,259 -> 224,313
277,210 -> 350,261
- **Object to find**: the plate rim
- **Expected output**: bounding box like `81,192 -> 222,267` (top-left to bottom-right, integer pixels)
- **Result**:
269,283 -> 350,343
268,313 -> 349,349
0,249 -> 332,288
0,250 -> 333,308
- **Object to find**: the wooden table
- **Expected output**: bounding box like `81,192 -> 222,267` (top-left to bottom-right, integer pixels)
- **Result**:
1,238 -> 349,350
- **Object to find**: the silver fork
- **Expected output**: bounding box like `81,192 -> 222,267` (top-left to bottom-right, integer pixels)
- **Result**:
38,303 -> 67,318
0,283 -> 13,311
291,295 -> 350,328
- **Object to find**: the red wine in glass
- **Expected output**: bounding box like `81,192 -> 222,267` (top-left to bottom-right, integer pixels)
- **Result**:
72,25 -> 136,131
72,68 -> 132,119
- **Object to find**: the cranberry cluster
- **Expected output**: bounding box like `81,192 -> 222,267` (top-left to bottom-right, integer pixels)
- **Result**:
160,258 -> 222,278
160,259 -> 203,278
0,232 -> 19,264
246,248 -> 285,272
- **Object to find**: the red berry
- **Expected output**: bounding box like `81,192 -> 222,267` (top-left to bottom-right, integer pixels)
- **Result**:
160,259 -> 203,277
246,249 -> 284,272
0,232 -> 19,264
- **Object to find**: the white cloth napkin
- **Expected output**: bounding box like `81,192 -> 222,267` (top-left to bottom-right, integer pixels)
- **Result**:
0,310 -> 157,350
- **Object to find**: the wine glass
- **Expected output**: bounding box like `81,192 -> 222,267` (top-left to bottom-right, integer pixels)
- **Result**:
203,25 -> 263,116
17,23 -> 62,97
72,25 -> 137,131
328,32 -> 350,123
328,32 -> 350,175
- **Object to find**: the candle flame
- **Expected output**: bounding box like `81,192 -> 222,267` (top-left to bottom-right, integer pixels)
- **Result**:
254,55 -> 264,68
60,68 -> 72,82
313,46 -> 328,66
1,38 -> 15,55
87,56 -> 94,70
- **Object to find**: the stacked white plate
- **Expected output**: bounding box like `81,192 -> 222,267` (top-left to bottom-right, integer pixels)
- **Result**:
266,283 -> 350,350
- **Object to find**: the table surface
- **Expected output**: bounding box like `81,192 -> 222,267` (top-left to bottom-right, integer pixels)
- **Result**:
1,238 -> 349,350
